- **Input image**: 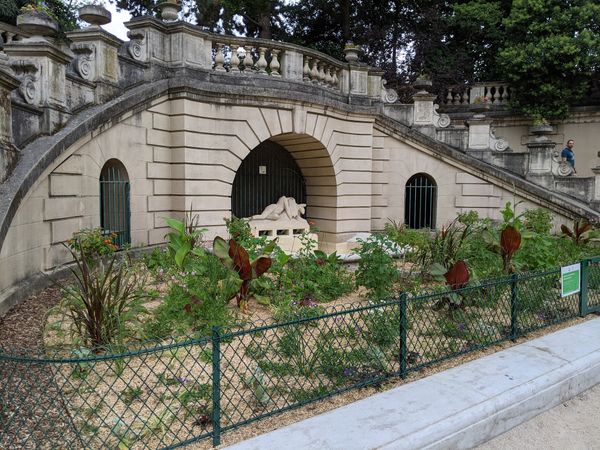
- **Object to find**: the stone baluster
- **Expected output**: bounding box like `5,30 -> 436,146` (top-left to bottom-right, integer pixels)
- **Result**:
256,47 -> 268,74
332,68 -> 339,88
491,87 -> 499,104
243,46 -> 254,73
229,44 -> 240,73
324,66 -> 332,86
214,43 -> 225,71
445,90 -> 453,105
270,49 -> 281,77
462,90 -> 469,105
303,56 -> 311,81
311,58 -> 319,83
317,61 -> 326,84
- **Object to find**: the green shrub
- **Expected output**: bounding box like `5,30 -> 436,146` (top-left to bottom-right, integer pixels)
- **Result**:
60,245 -> 149,349
145,252 -> 238,339
68,228 -> 118,261
523,208 -> 553,234
165,211 -> 206,268
353,234 -> 399,302
383,220 -> 430,259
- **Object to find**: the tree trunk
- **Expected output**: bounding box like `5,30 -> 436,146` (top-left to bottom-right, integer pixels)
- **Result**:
258,14 -> 271,39
342,0 -> 350,42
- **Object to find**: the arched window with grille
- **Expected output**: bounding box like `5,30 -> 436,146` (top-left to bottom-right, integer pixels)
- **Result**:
100,159 -> 131,247
404,173 -> 437,229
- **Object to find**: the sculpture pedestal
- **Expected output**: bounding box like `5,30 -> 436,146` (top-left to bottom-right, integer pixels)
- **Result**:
249,218 -> 318,254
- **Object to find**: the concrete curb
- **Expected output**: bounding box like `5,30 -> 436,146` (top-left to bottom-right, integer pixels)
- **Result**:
225,318 -> 600,450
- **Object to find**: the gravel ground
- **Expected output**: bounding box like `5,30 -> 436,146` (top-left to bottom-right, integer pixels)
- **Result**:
478,383 -> 600,450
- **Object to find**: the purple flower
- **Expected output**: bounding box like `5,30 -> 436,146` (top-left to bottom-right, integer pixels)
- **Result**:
179,377 -> 189,385
457,323 -> 466,332
343,368 -> 352,377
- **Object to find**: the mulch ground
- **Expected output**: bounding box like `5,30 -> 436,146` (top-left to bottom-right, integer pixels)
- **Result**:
0,286 -> 84,449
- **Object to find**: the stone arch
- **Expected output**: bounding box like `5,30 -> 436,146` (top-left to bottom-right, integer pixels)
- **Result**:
404,173 -> 437,229
229,132 -> 341,249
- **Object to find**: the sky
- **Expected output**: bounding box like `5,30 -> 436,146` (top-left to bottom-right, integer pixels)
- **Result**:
101,1 -> 131,41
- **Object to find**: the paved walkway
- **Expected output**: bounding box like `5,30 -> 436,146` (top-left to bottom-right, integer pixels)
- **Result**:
225,318 -> 600,450
478,382 -> 600,450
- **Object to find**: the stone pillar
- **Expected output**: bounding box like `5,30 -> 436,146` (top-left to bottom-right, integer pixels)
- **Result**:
592,166 -> 600,209
412,90 -> 437,126
67,28 -> 122,103
526,126 -> 556,189
367,69 -> 384,100
348,64 -> 369,98
0,64 -> 20,182
280,49 -> 303,81
466,113 -> 493,162
4,39 -> 71,134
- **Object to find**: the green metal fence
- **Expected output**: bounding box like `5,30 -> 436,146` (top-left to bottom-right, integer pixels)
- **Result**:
1,259 -> 599,449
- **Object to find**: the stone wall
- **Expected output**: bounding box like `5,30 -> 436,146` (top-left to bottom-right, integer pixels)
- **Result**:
0,90 -> 581,313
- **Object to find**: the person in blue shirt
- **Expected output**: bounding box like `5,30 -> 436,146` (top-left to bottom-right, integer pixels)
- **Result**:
561,139 -> 577,175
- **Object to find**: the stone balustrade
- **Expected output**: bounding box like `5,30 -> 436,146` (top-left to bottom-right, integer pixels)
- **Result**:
440,82 -> 511,106
0,22 -> 28,49
211,38 -> 345,92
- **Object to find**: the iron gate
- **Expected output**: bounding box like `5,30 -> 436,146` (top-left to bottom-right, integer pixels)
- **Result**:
232,140 -> 306,218
100,161 -> 131,248
404,173 -> 437,229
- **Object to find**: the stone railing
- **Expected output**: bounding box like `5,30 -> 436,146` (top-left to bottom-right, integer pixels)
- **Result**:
440,82 -> 512,106
211,38 -> 344,92
0,22 -> 28,49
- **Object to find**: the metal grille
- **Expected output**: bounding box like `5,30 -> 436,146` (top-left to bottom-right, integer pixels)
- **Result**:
404,173 -> 437,229
100,161 -> 131,248
232,140 -> 306,219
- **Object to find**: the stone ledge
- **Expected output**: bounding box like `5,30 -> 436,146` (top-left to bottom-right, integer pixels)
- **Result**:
225,318 -> 600,450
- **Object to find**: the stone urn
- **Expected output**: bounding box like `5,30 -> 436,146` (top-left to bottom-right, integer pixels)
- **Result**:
413,77 -> 432,92
529,123 -> 554,135
16,11 -> 58,39
343,44 -> 362,63
78,5 -> 112,27
156,1 -> 180,22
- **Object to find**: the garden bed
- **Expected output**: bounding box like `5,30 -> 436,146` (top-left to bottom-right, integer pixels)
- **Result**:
2,208 -> 600,449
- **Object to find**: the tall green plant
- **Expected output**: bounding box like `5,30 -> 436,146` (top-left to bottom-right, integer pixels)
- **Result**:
353,234 -> 399,302
60,244 -> 149,349
165,210 -> 207,268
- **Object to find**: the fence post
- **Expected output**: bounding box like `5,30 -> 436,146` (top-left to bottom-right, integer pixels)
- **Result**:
579,259 -> 589,317
399,292 -> 408,379
211,326 -> 222,447
510,273 -> 518,342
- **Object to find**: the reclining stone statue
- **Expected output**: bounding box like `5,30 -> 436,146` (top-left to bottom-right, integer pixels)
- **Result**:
251,196 -> 306,221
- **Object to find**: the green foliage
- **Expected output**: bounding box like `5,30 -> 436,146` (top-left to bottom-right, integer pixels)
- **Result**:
145,252 -> 238,339
383,220 -> 431,259
68,228 -> 118,262
165,211 -> 206,268
120,386 -> 143,405
353,234 -> 399,302
498,0 -> 600,120
524,208 -> 553,234
59,244 -> 149,349
419,217 -> 474,273
561,219 -> 593,245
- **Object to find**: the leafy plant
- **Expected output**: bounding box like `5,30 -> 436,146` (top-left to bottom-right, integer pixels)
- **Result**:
383,219 -> 430,259
165,210 -> 206,268
422,217 -> 474,276
145,252 -> 238,339
561,219 -> 592,245
499,225 -> 522,273
213,236 -> 273,311
68,228 -> 118,263
353,234 -> 399,302
59,243 -> 149,349
120,386 -> 143,405
524,208 -> 553,234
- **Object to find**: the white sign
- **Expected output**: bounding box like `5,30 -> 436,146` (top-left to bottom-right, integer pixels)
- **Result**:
561,263 -> 581,297
259,165 -> 267,175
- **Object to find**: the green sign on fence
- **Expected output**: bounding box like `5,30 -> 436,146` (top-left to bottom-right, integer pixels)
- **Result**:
561,263 -> 581,297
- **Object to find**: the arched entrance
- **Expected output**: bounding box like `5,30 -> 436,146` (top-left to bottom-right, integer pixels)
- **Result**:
100,159 -> 131,247
404,173 -> 437,229
232,140 -> 306,218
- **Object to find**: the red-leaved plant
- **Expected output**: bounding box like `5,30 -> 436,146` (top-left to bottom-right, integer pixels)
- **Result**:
213,236 -> 272,311
561,219 -> 592,245
500,225 -> 521,273
444,260 -> 470,290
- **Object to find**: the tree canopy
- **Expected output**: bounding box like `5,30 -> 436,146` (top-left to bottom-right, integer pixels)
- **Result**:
4,0 -> 599,120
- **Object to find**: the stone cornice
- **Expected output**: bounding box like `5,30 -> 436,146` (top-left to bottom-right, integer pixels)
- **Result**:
3,40 -> 71,65
66,28 -> 123,48
0,67 -> 20,91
